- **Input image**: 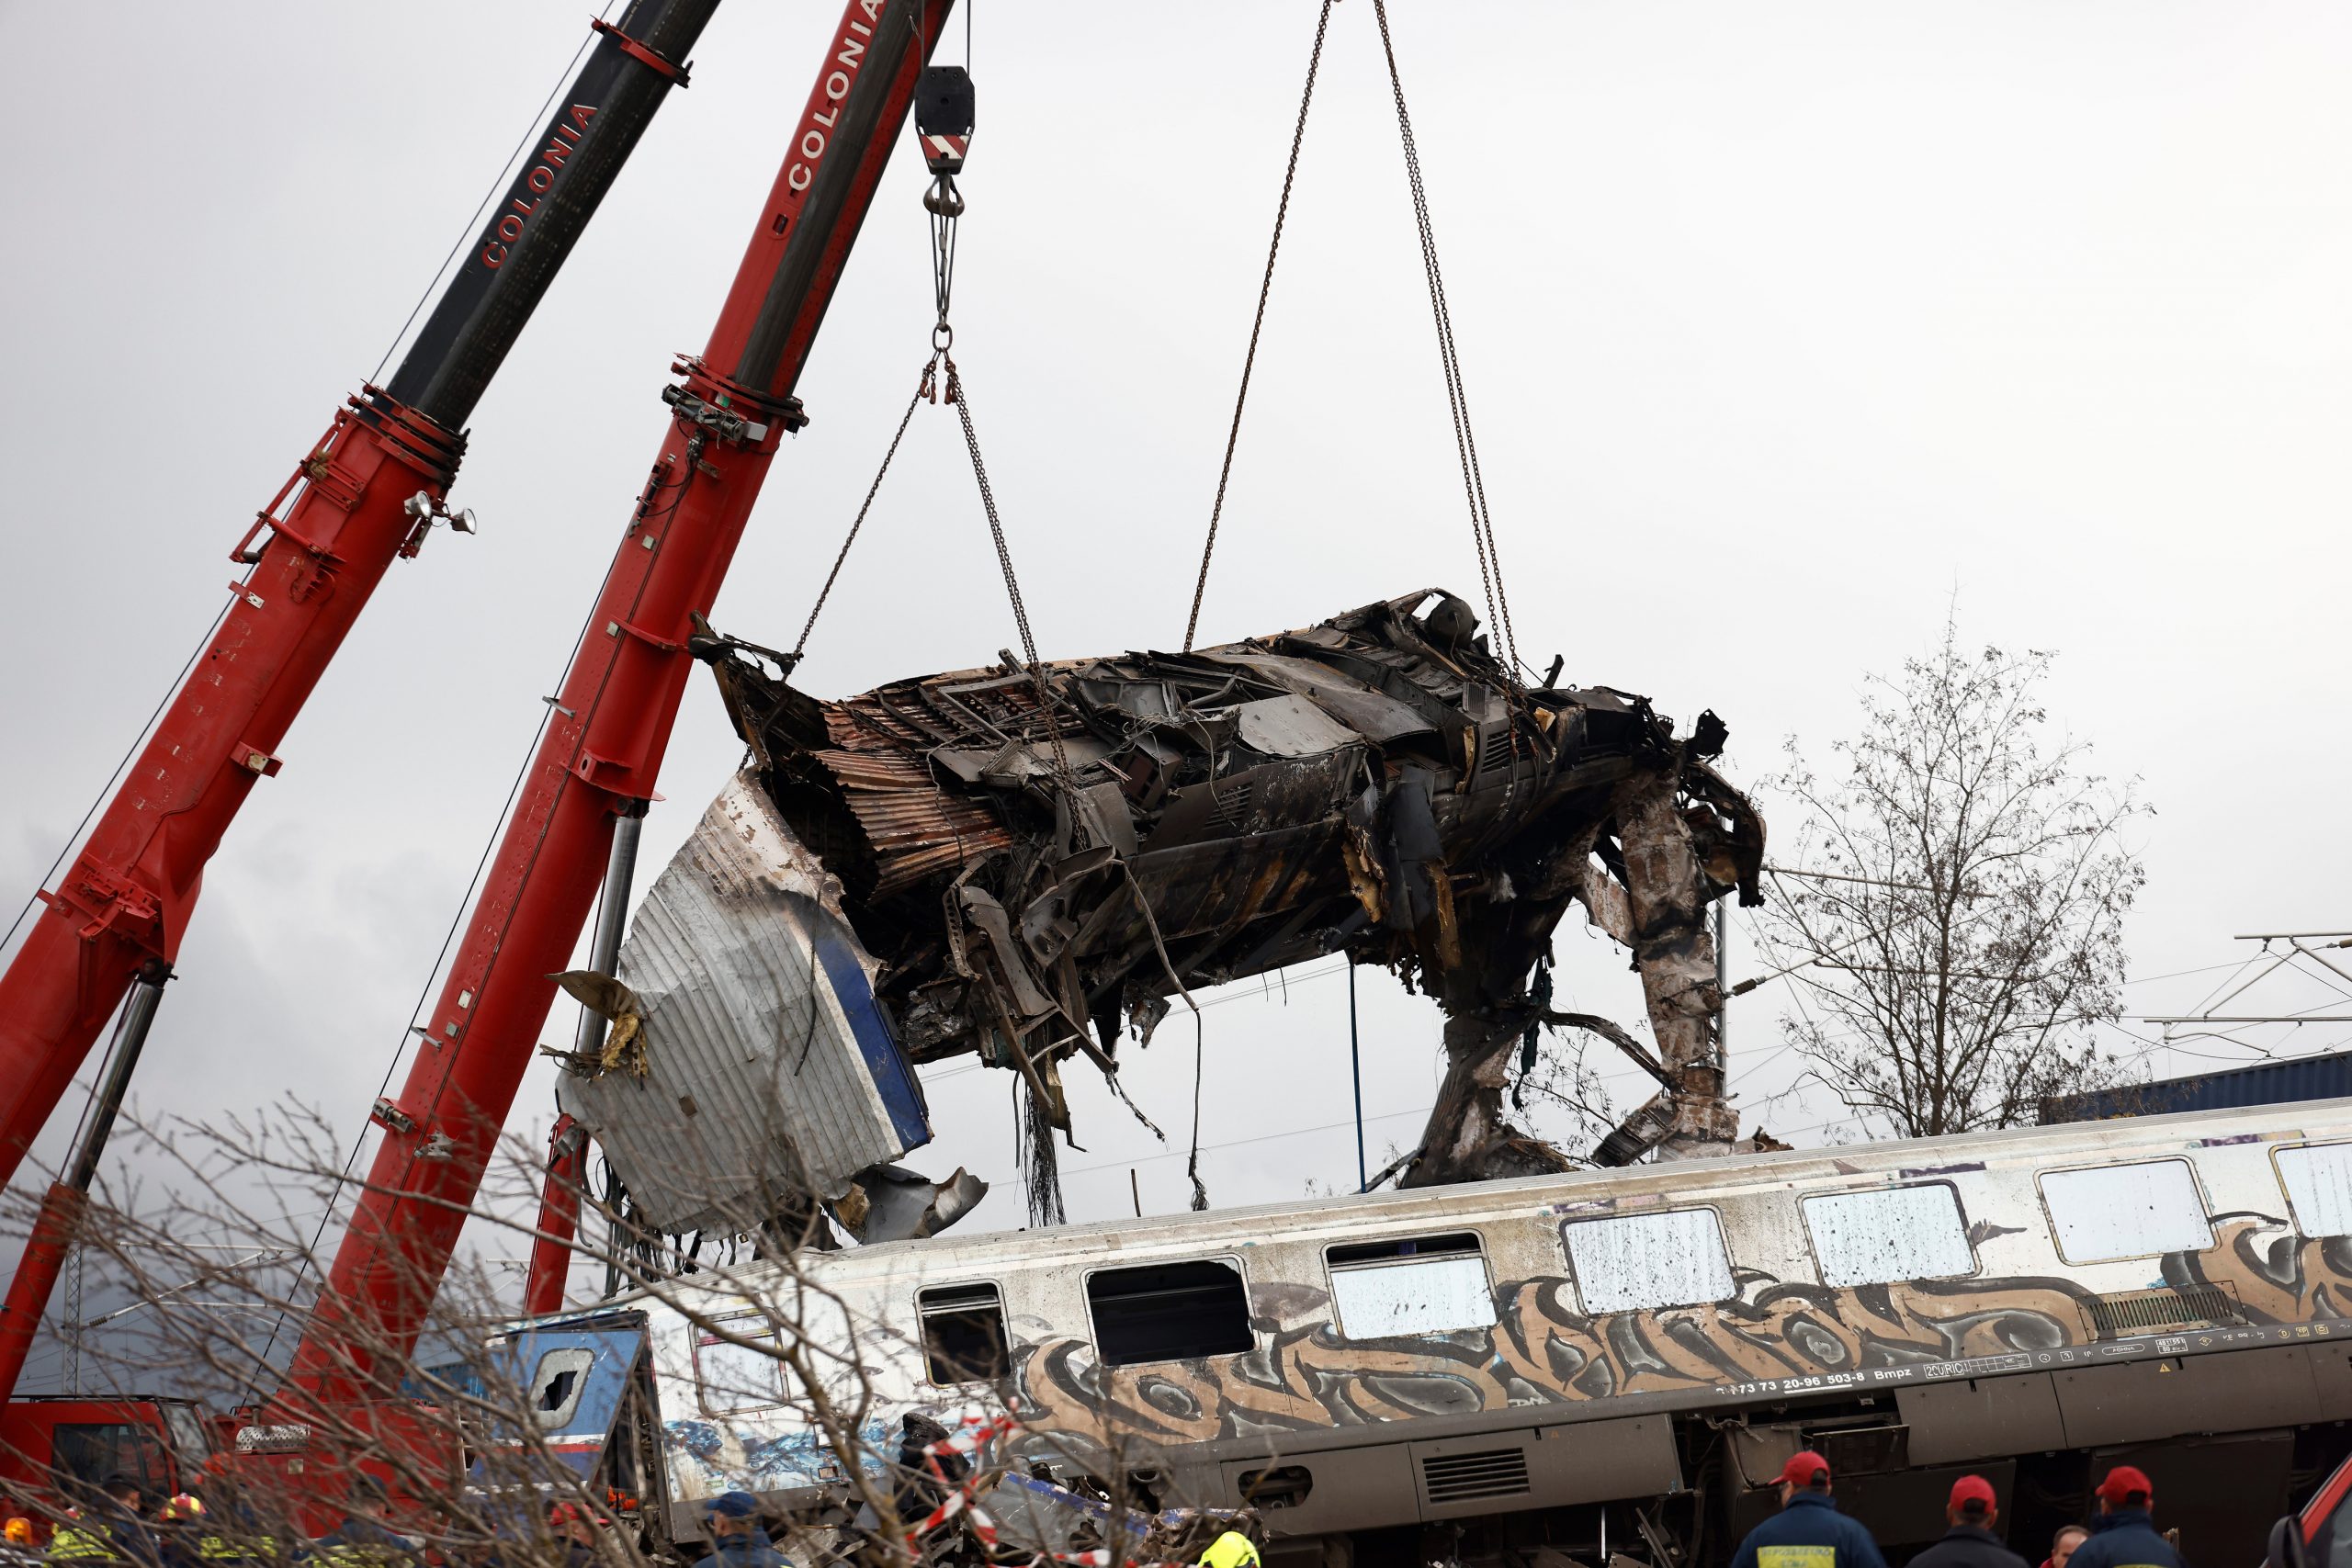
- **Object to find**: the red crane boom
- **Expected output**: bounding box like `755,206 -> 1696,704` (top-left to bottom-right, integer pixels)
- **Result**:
284,0 -> 957,1405
0,2 -> 718,1180
0,0 -> 719,1403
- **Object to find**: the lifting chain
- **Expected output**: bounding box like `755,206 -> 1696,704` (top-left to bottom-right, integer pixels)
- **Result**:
1371,0 -> 1521,689
794,57 -> 1074,794
1182,1 -> 1525,695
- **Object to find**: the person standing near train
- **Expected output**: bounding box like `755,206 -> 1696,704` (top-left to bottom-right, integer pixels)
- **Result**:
1729,1453 -> 1889,1568
1908,1476 -> 2029,1568
2064,1468 -> 2184,1568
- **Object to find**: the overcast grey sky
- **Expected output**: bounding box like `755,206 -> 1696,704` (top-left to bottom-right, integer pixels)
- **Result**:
6,1 -> 2351,1368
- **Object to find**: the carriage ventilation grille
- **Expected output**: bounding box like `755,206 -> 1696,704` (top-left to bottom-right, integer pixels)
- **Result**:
2087,1285 -> 2244,1338
1420,1449 -> 1531,1505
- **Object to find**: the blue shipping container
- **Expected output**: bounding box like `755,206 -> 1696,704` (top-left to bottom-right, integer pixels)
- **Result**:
2041,1048 -> 2352,1122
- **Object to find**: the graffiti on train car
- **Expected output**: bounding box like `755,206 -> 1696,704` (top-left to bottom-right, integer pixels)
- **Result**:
665,1415 -> 891,1494
1005,1213 -> 2352,1457
2170,1213 -> 2352,1319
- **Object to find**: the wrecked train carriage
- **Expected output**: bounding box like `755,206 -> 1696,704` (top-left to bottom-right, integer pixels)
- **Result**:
497,1099 -> 2352,1568
707,588 -> 1763,1177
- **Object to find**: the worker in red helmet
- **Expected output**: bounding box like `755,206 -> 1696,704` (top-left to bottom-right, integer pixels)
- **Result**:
2064,1467 -> 2181,1568
1907,1475 -> 2028,1568
1729,1452 -> 1888,1568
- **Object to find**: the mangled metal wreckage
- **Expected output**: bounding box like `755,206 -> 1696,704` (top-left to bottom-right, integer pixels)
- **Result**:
555,589 -> 1764,1238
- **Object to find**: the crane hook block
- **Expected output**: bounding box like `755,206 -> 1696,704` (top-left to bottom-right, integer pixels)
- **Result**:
915,65 -> 974,175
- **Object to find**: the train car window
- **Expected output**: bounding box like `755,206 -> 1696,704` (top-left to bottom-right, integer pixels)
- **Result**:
2039,1158 -> 2213,1263
2278,1143 -> 2352,1237
1327,1233 -> 1496,1338
695,1323 -> 786,1415
1562,1208 -> 1736,1313
528,1346 -> 596,1429
1804,1184 -> 1975,1287
920,1283 -> 1011,1383
1087,1259 -> 1254,1366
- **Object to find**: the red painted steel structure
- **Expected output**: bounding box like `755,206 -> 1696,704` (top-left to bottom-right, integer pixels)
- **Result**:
525,1113 -> 589,1317
0,1 -> 716,1191
284,0 -> 956,1404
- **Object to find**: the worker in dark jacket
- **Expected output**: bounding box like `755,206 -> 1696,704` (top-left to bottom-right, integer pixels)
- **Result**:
1910,1476 -> 2029,1568
1729,1452 -> 1888,1568
2065,1468 -> 2183,1568
691,1494 -> 786,1568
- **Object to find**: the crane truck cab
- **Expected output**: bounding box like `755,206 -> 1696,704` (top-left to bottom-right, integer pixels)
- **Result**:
0,1396 -> 208,1524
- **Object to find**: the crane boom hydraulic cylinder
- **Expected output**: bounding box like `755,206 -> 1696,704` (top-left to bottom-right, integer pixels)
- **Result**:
285,0 -> 958,1408
0,0 -> 718,1213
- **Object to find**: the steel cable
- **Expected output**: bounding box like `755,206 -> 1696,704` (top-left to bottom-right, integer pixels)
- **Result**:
1371,0 -> 1521,683
1182,0 -> 1334,654
793,381 -> 929,661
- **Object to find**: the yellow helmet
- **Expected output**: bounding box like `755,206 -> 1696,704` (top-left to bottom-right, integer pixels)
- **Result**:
1200,1530 -> 1261,1568
160,1495 -> 206,1522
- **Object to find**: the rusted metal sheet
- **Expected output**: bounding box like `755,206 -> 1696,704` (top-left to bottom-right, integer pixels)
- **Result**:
689,588 -> 1765,1191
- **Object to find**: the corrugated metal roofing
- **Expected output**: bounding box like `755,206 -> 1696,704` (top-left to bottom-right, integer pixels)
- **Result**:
554,773 -> 929,1235
2041,1048 -> 2352,1123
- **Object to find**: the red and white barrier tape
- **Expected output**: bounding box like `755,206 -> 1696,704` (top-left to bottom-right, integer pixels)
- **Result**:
902,1416 -> 1192,1568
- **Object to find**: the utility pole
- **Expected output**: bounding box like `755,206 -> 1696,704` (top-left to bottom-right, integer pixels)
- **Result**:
1715,899 -> 1729,1057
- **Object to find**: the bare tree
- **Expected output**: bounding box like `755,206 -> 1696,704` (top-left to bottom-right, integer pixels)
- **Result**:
4,1096 -> 1243,1568
1755,616 -> 2147,1136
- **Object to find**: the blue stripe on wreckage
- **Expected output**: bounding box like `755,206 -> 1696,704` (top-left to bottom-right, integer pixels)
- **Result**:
812,928 -> 932,1151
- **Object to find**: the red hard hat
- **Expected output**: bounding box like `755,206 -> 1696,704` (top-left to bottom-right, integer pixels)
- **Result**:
1950,1475 -> 1997,1512
2096,1466 -> 2154,1506
1777,1451 -> 1832,1489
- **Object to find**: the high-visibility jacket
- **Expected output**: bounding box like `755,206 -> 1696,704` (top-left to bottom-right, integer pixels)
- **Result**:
194,1536 -> 277,1563
49,1526 -> 118,1561
1200,1531 -> 1261,1568
310,1519 -> 411,1568
1728,1492 -> 1889,1568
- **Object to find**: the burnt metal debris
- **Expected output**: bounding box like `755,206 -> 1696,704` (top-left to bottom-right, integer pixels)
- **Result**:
684,587 -> 1767,1191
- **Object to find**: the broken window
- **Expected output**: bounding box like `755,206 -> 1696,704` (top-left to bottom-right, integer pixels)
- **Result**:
1327,1232 -> 1496,1338
919,1282 -> 1011,1383
1804,1184 -> 1974,1287
1563,1207 -> 1736,1314
528,1346 -> 596,1429
1087,1259 -> 1253,1366
2040,1159 -> 2213,1263
2277,1143 -> 2352,1237
695,1322 -> 786,1415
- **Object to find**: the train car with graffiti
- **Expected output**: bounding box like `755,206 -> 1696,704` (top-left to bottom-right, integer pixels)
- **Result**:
505,1098 -> 2352,1568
